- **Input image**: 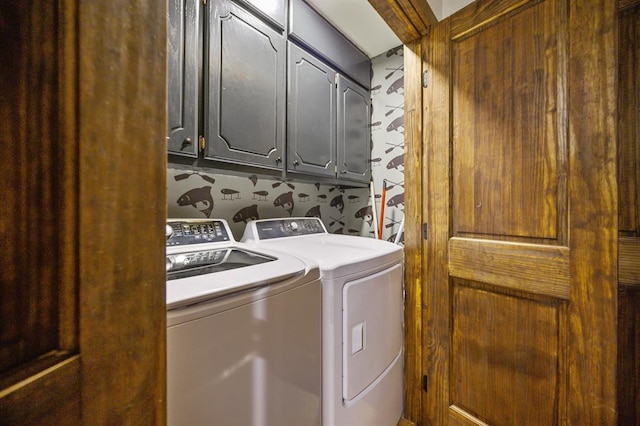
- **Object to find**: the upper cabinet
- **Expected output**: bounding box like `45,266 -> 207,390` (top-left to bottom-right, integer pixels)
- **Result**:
337,75 -> 371,183
167,0 -> 200,157
287,42 -> 337,178
287,42 -> 371,184
204,0 -> 285,171
167,0 -> 371,185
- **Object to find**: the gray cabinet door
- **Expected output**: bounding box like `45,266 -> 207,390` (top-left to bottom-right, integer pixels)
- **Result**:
287,42 -> 336,178
337,75 -> 371,184
167,0 -> 200,157
205,0 -> 285,170
234,0 -> 286,28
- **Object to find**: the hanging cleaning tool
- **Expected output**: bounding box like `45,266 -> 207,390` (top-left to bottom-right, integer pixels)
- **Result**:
394,215 -> 404,245
378,179 -> 387,239
370,180 -> 379,239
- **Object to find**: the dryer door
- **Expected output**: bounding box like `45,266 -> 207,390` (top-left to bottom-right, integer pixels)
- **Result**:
342,263 -> 403,402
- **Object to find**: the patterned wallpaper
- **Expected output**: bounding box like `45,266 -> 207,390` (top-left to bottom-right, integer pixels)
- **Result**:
167,46 -> 405,242
167,169 -> 371,240
370,46 -> 405,243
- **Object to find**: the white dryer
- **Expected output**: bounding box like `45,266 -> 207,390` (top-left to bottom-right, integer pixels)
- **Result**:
166,219 -> 322,426
242,217 -> 404,426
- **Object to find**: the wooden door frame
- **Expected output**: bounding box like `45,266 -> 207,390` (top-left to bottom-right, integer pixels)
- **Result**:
402,41 -> 425,425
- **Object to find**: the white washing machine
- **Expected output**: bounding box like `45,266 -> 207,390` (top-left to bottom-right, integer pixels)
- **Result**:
166,218 -> 321,426
242,217 -> 404,426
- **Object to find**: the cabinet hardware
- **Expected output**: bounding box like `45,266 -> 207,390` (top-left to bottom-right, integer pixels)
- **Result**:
293,160 -> 299,166
181,138 -> 192,151
423,70 -> 429,88
275,157 -> 282,164
198,135 -> 205,152
422,223 -> 428,240
422,375 -> 428,392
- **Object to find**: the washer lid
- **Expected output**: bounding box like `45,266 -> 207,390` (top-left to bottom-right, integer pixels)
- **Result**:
166,247 -> 308,310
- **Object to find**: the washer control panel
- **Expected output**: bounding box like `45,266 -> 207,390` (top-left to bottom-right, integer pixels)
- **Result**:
166,219 -> 231,246
252,218 -> 327,240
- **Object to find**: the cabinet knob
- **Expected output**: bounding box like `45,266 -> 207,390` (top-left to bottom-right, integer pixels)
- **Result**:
275,157 -> 282,164
180,137 -> 192,151
341,170 -> 347,174
293,160 -> 299,166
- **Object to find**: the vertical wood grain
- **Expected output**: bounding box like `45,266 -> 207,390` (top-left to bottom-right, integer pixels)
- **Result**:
416,0 -> 618,423
452,0 -> 561,241
1,0 -> 172,423
567,0 -> 618,423
402,41 -> 424,425
367,0 -> 435,44
617,285 -> 640,425
617,3 -> 640,424
0,0 -> 81,422
618,4 -> 640,234
78,0 -> 167,423
421,19 -> 451,425
450,282 -> 560,425
0,0 -> 68,378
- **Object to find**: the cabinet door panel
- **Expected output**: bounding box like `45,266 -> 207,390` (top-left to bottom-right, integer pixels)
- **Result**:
167,0 -> 199,157
206,0 -> 285,169
287,42 -> 336,178
234,0 -> 285,28
337,76 -> 371,183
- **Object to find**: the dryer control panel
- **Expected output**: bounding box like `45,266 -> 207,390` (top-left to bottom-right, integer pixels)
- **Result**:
244,218 -> 327,241
166,219 -> 231,246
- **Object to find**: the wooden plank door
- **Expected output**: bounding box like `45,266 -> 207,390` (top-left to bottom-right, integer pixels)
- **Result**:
0,1 -> 166,423
422,0 -> 617,424
617,0 -> 640,424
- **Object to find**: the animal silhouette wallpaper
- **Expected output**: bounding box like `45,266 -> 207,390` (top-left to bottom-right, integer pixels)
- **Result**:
167,46 -> 405,241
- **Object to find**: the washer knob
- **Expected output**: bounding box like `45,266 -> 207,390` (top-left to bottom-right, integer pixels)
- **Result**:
166,224 -> 174,239
290,221 -> 299,231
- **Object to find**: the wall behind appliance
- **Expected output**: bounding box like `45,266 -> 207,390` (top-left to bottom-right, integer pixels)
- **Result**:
370,46 -> 405,242
167,168 -> 370,239
166,45 -> 404,241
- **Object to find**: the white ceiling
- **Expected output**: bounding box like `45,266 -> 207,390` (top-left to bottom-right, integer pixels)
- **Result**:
305,0 -> 476,58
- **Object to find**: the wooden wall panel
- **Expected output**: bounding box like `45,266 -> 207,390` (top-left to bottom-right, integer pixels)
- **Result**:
566,0 -> 618,421
78,0 -> 167,422
449,238 -> 570,299
451,0 -> 563,241
450,0 -> 534,37
0,0 -> 74,379
618,4 -> 640,234
0,2 -> 81,422
401,42 -> 424,425
617,3 -> 640,425
451,281 -> 560,426
620,237 -> 640,286
421,19 -> 452,425
617,285 -> 640,426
